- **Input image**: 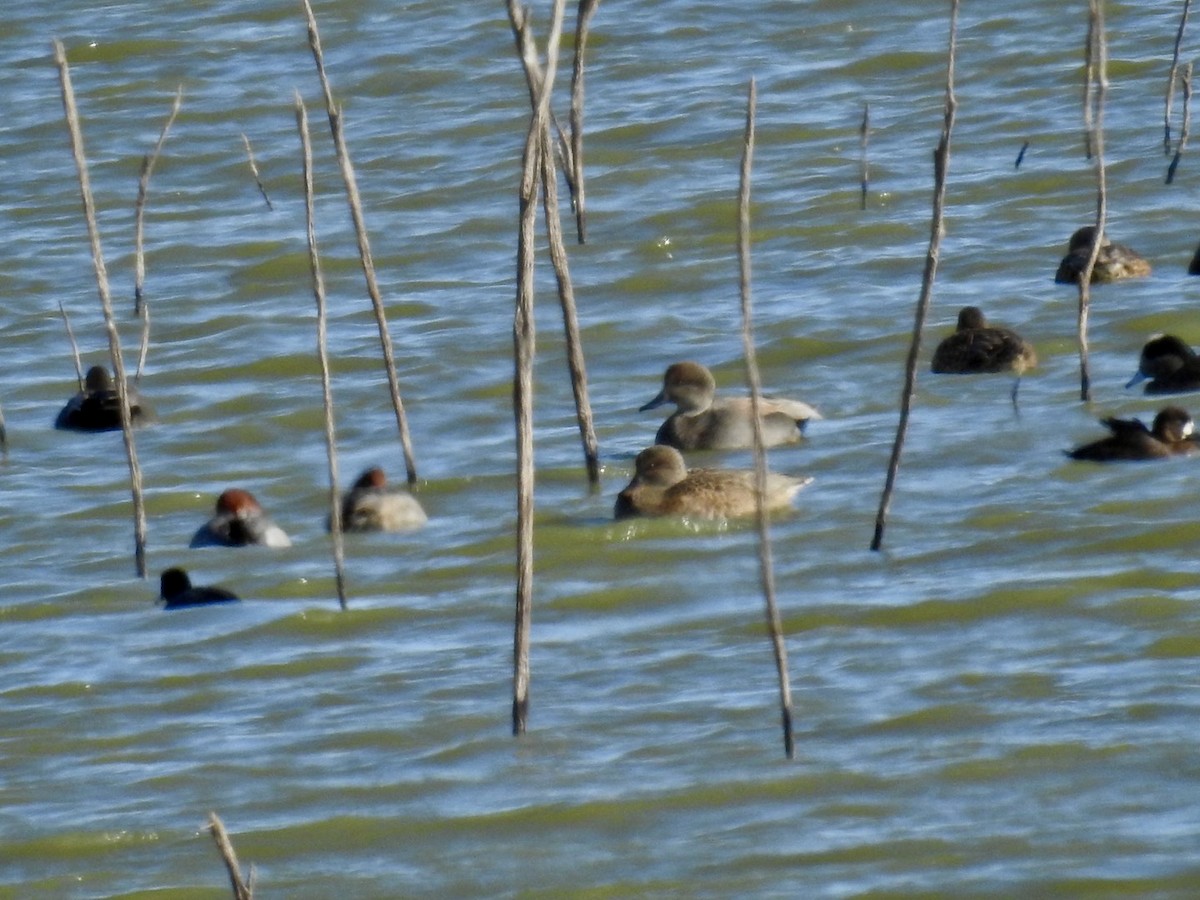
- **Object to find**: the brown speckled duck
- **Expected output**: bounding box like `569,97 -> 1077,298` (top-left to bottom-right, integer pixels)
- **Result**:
1054,226 -> 1150,285
930,306 -> 1037,375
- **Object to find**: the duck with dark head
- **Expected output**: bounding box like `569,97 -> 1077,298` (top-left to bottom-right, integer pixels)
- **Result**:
1066,406 -> 1198,462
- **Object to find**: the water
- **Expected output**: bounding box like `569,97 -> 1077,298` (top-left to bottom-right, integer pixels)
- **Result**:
3,0 -> 1200,896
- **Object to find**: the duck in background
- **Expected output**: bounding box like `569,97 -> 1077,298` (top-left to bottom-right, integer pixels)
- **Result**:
334,467 -> 427,532
930,306 -> 1037,375
1126,334 -> 1200,394
1054,225 -> 1150,285
158,567 -> 239,610
614,445 -> 813,519
640,361 -> 820,451
191,488 -> 292,548
1066,406 -> 1198,462
55,365 -> 149,432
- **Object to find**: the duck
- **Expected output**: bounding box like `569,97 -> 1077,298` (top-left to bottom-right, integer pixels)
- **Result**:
1054,225 -> 1151,285
614,445 -> 813,519
334,467 -> 427,532
930,306 -> 1037,375
190,488 -> 292,548
1126,334 -> 1200,394
640,361 -> 820,451
1066,406 -> 1198,461
158,567 -> 239,609
55,365 -> 149,432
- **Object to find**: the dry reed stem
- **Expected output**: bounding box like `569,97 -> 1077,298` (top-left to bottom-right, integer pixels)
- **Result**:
302,0 -> 419,487
207,812 -> 254,900
1083,11 -> 1096,159
870,0 -> 958,553
296,93 -> 348,611
1166,0 -> 1192,154
58,300 -> 85,390
1076,0 -> 1109,403
241,132 -> 274,210
508,2 -> 577,194
508,0 -> 568,737
134,304 -> 151,384
569,0 -> 600,242
1167,63 -> 1193,183
53,39 -> 148,578
737,78 -> 795,760
859,102 -> 870,210
134,87 -> 181,316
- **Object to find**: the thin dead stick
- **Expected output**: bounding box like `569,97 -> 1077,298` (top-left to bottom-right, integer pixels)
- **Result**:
135,302 -> 151,384
296,93 -> 348,611
737,78 -> 794,760
509,0 -> 567,737
1077,0 -> 1109,403
1167,62 -> 1193,183
0,399 -> 7,458
1166,0 -> 1192,155
241,133 -> 274,210
870,0 -> 958,553
1083,11 -> 1097,160
1015,139 -> 1030,169
207,813 -> 254,900
859,102 -> 870,210
134,87 -> 181,316
54,39 -> 149,578
58,301 -> 84,390
568,0 -> 600,242
302,0 -> 419,486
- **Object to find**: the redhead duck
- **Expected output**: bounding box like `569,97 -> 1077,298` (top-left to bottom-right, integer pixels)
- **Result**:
1054,226 -> 1150,284
1126,334 -> 1200,395
614,445 -> 813,519
930,306 -> 1037,375
190,488 -> 292,548
334,467 -> 427,532
1066,406 -> 1197,461
55,365 -> 148,432
158,568 -> 239,609
640,361 -> 820,451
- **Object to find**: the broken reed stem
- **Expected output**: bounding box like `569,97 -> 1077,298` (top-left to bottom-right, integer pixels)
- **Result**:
1077,0 -> 1109,403
0,400 -> 7,458
58,300 -> 85,390
1083,10 -> 1096,159
207,813 -> 254,900
1166,0 -> 1192,155
241,133 -> 274,210
135,304 -> 150,383
508,0 -> 568,737
569,0 -> 600,243
134,86 -> 181,316
870,0 -> 958,553
302,0 -> 419,487
859,102 -> 870,210
1015,139 -> 1030,169
53,39 -> 149,578
1167,63 -> 1193,183
296,93 -> 348,612
737,78 -> 795,760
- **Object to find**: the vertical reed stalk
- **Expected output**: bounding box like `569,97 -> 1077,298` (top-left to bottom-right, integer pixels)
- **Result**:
1167,63 -> 1192,183
870,0 -> 958,553
58,300 -> 85,390
1083,11 -> 1096,159
301,0 -> 419,486
737,78 -> 795,759
53,39 -> 148,578
296,93 -> 348,611
241,133 -> 274,210
207,812 -> 254,900
859,102 -> 870,210
1166,0 -> 1192,154
0,400 -> 7,459
509,0 -> 567,737
508,3 -> 576,195
569,0 -> 600,243
134,87 -> 182,316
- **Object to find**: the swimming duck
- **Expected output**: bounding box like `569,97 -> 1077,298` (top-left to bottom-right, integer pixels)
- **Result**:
1127,334 -> 1200,394
640,361 -> 820,451
1054,226 -> 1151,285
55,365 -> 148,432
614,445 -> 813,519
334,467 -> 427,532
930,306 -> 1037,375
158,567 -> 239,609
190,488 -> 292,548
1066,406 -> 1197,461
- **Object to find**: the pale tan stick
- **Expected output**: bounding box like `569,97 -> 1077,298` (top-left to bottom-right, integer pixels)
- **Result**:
859,102 -> 870,210
1083,11 -> 1096,160
508,2 -> 576,195
1166,0 -> 1192,155
507,0 -> 567,737
134,302 -> 150,384
737,78 -> 795,759
296,93 -> 348,611
1167,62 -> 1193,183
58,300 -> 84,390
241,133 -> 274,210
568,0 -> 600,242
871,0 -> 958,553
301,0 -> 418,486
53,39 -> 148,578
134,87 -> 182,316
207,812 -> 254,900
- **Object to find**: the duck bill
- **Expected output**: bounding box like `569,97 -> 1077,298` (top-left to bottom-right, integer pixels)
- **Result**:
639,391 -> 668,412
1124,370 -> 1148,390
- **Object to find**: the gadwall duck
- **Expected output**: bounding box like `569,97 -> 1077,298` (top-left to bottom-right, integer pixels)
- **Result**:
1054,226 -> 1150,285
55,365 -> 149,432
1127,334 -> 1200,394
158,568 -> 239,609
930,306 -> 1037,375
614,445 -> 813,519
191,488 -> 292,548
640,361 -> 820,451
1066,406 -> 1197,462
334,467 -> 427,532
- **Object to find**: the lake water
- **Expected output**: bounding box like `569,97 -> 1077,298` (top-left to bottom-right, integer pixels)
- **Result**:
3,0 -> 1200,896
